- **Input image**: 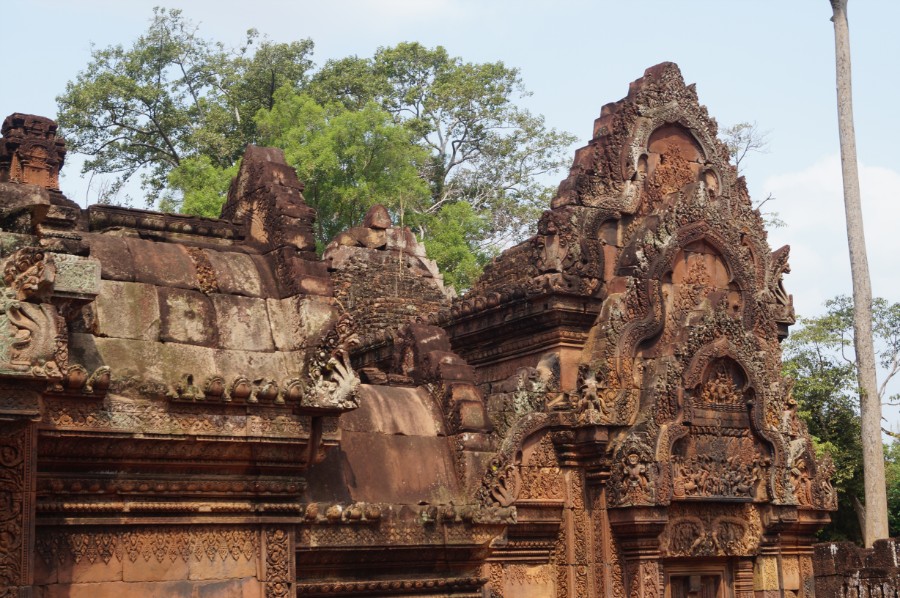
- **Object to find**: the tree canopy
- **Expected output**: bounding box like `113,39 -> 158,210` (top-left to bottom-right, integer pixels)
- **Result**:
57,9 -> 577,290
783,295 -> 900,541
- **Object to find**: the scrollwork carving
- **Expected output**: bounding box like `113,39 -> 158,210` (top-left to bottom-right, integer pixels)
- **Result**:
265,528 -> 291,598
301,312 -> 360,411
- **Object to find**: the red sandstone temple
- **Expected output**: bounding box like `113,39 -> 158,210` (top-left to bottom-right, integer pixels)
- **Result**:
0,63 -> 836,597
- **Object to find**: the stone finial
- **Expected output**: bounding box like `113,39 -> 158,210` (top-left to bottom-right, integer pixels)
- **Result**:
363,204 -> 392,229
0,113 -> 67,191
220,145 -> 316,252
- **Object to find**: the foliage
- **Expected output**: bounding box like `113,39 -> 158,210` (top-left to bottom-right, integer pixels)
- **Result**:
57,11 -> 577,290
56,8 -> 314,203
256,89 -> 430,243
164,155 -> 238,218
721,121 -> 769,174
413,202 -> 492,291
313,42 -> 577,252
783,295 -> 900,541
720,121 -> 784,228
886,440 -> 900,537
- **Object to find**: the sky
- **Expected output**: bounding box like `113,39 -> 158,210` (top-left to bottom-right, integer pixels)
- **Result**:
4,0 -> 900,424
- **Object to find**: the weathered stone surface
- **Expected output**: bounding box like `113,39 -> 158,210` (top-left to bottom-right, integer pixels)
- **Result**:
213,348 -> 296,383
86,234 -> 136,282
385,227 -> 426,257
0,113 -> 66,192
346,226 -> 386,249
93,280 -> 160,341
265,295 -> 335,352
339,432 -> 459,504
48,253 -> 101,300
211,294 -> 275,352
0,182 -> 50,232
221,145 -> 317,252
203,249 -> 262,297
344,385 -> 446,436
91,337 -> 216,385
187,555 -> 256,581
36,581 -> 195,598
128,238 -> 199,290
363,204 -> 392,229
158,287 -> 218,347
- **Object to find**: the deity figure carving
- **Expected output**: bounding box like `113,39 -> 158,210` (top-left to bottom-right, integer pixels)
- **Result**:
790,457 -> 813,507
576,364 -> 610,423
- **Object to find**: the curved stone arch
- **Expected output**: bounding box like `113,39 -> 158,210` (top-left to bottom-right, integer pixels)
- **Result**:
652,221 -> 768,339
653,223 -> 756,304
683,337 -> 781,449
623,115 -> 731,196
599,221 -> 761,414
476,411 -> 552,506
659,336 -> 786,505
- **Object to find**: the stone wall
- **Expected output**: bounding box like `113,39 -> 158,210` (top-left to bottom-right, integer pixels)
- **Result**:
324,205 -> 450,334
814,539 -> 900,597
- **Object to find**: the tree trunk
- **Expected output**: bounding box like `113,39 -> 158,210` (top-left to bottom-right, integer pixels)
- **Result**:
829,0 -> 889,546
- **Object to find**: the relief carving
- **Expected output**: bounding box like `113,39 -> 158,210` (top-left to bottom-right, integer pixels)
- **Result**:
36,526 -> 259,565
660,503 -> 762,557
0,248 -> 65,378
301,312 -> 360,411
265,528 -> 291,598
0,422 -> 30,592
608,434 -> 656,507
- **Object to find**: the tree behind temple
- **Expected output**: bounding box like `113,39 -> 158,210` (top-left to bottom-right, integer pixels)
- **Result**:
828,0 -> 888,545
56,8 -> 314,200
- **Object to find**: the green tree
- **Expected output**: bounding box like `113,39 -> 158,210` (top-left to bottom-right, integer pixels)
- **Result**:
58,12 -> 577,290
885,440 -> 900,536
783,295 -> 900,541
56,8 -> 314,203
256,88 -> 430,244
164,155 -> 239,218
312,42 -> 577,255
289,43 -> 579,288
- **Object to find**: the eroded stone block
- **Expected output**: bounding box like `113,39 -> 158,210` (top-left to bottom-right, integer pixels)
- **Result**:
94,280 -> 160,341
128,238 -> 199,290
158,287 -> 218,347
204,250 -> 262,297
211,294 -> 274,352
265,295 -> 335,352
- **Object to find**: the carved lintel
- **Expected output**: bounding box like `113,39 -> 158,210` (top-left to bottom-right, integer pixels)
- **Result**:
608,506 -> 668,552
0,387 -> 41,420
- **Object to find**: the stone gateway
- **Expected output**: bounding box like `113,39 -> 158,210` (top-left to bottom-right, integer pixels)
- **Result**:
0,63 -> 833,597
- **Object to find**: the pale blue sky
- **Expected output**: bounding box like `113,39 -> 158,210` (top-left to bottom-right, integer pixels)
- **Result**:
4,2 -> 900,408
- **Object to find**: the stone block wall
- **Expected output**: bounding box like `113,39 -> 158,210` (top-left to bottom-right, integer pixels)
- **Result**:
324,205 -> 450,335
814,539 -> 900,597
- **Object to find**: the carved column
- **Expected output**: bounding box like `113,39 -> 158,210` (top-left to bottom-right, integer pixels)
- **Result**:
264,527 -> 294,598
733,558 -> 755,598
0,417 -> 37,597
609,507 -> 667,598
